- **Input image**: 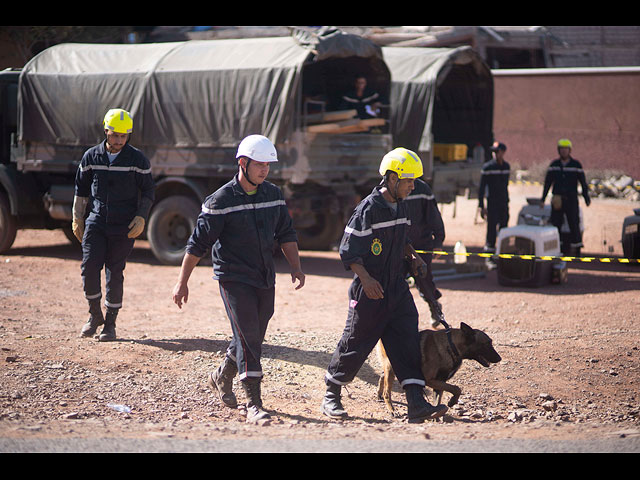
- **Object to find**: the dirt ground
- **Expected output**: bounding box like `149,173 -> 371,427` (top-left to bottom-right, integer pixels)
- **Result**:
1,183 -> 639,450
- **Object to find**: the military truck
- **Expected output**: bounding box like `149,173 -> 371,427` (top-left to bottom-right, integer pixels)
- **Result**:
1,29 -> 394,264
0,29 -> 494,264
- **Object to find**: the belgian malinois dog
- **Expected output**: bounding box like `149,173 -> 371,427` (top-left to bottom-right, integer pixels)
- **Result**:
376,322 -> 501,417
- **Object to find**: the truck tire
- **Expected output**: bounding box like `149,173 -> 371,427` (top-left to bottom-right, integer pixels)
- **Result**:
62,225 -> 81,247
147,195 -> 200,265
0,192 -> 17,254
296,212 -> 343,251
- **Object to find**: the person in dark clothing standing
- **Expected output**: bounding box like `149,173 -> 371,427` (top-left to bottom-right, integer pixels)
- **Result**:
321,147 -> 448,423
73,109 -> 155,342
541,139 -> 591,255
404,178 -> 446,328
478,142 -> 510,253
172,134 -> 305,424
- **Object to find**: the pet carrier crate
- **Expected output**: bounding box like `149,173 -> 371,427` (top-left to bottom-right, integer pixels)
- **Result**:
622,208 -> 640,260
517,198 -> 583,255
496,225 -> 567,287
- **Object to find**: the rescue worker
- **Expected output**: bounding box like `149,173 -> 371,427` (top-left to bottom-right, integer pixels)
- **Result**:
478,141 -> 510,254
171,134 -> 305,424
541,138 -> 591,255
73,108 -> 155,342
322,147 -> 448,423
404,178 -> 446,328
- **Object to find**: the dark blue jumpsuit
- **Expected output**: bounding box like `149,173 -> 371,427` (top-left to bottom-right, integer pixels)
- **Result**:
185,174 -> 297,381
478,158 -> 511,251
74,141 -> 155,310
542,157 -> 590,251
404,178 -> 445,305
325,186 -> 425,388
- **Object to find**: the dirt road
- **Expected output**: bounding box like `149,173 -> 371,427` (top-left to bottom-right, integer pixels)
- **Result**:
1,184 -> 639,452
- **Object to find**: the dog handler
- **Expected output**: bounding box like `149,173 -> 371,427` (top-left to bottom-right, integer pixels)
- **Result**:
322,147 -> 448,423
73,109 -> 155,341
172,134 -> 305,423
404,177 -> 446,328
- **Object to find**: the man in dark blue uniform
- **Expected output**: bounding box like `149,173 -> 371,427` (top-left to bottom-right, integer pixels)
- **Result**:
73,109 -> 155,342
172,134 -> 305,424
322,147 -> 448,423
541,138 -> 591,255
404,178 -> 446,327
478,142 -> 511,254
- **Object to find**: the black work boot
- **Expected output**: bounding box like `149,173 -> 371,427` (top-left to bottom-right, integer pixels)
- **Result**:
98,307 -> 118,342
80,299 -> 104,337
241,378 -> 271,424
209,356 -> 238,408
321,382 -> 348,419
405,384 -> 448,423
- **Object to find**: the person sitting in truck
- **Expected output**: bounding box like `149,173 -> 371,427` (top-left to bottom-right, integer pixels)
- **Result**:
339,74 -> 383,119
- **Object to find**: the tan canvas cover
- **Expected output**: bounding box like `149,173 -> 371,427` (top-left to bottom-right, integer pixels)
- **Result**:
18,37 -> 310,148
18,28 -> 386,150
383,46 -> 492,152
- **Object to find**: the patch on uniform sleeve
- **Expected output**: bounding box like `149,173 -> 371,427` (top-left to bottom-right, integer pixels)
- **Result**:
350,299 -> 358,309
371,238 -> 383,256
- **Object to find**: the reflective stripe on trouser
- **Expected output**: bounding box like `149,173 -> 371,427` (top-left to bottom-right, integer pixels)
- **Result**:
218,281 -> 275,381
81,221 -> 135,309
325,278 -> 425,387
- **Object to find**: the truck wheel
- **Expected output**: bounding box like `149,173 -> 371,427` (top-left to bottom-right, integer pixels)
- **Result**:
296,212 -> 343,251
62,225 -> 81,247
147,196 -> 200,265
0,192 -> 17,254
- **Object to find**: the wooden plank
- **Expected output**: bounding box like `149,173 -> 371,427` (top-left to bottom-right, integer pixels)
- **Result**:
306,117 -> 386,134
306,118 -> 361,133
358,118 -> 386,128
303,109 -> 357,124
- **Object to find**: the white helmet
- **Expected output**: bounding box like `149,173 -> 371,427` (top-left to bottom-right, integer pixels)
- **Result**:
236,135 -> 278,163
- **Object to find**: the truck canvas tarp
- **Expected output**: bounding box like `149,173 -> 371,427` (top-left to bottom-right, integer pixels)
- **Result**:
19,37 -> 309,151
8,28 -> 394,261
383,46 -> 494,202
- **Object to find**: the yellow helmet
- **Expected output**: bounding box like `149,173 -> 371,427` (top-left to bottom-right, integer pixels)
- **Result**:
557,138 -> 572,149
103,109 -> 133,134
379,147 -> 423,179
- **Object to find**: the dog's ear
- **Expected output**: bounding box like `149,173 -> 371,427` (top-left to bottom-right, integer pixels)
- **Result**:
460,322 -> 473,332
460,322 -> 475,342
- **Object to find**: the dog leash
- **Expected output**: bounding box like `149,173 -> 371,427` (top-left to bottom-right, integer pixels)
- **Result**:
439,318 -> 460,359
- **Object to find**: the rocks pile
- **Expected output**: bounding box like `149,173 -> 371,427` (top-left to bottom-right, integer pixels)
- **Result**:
589,175 -> 640,201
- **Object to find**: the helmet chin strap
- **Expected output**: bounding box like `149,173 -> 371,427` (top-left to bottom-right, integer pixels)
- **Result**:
241,158 -> 258,187
382,173 -> 401,202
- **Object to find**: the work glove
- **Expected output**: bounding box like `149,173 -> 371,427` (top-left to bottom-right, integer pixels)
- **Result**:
71,196 -> 88,242
72,219 -> 84,242
127,216 -> 145,239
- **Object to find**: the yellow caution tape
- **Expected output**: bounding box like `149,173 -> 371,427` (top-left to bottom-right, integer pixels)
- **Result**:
415,250 -> 640,264
509,180 -> 640,192
509,180 -> 542,186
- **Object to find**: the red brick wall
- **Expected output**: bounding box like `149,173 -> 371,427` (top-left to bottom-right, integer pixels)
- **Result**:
493,69 -> 640,179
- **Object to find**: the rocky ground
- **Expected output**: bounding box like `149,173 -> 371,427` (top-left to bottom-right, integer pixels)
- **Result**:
1,184 -> 639,451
